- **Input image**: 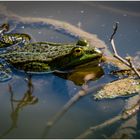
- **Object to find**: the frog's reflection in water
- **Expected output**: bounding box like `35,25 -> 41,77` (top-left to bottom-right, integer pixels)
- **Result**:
42,64 -> 104,138
0,63 -> 104,138
0,75 -> 38,138
54,62 -> 104,86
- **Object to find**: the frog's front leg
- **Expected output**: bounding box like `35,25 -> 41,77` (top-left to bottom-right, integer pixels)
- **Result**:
0,33 -> 31,48
2,33 -> 31,46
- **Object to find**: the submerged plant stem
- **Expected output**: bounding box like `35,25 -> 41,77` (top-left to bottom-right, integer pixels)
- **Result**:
77,115 -> 121,139
42,84 -> 104,138
42,90 -> 86,138
77,95 -> 140,139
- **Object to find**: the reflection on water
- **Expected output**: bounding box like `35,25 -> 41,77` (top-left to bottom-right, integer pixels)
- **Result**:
0,1 -> 139,139
0,75 -> 38,138
0,62 -> 105,138
54,62 -> 104,86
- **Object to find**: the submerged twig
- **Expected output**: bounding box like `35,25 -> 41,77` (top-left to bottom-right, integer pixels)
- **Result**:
42,82 -> 105,138
110,115 -> 137,139
77,93 -> 140,139
77,115 -> 122,139
42,89 -> 88,138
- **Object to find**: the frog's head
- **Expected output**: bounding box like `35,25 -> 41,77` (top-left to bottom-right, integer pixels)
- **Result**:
67,45 -> 102,67
52,40 -> 103,70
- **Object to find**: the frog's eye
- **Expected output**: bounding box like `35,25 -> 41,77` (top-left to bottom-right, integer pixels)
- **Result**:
73,47 -> 84,56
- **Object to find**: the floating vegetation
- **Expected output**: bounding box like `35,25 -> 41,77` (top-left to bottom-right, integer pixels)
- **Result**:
94,78 -> 140,100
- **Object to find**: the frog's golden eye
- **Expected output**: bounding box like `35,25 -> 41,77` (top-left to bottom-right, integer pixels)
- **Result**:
73,47 -> 84,56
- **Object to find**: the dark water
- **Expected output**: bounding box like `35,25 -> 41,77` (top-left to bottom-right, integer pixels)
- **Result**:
0,1 -> 140,139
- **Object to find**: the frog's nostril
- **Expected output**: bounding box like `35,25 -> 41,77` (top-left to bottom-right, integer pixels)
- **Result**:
86,50 -> 96,54
89,50 -> 93,53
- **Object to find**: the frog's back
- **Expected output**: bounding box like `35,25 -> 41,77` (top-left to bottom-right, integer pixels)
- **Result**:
4,42 -> 76,63
0,42 -> 77,72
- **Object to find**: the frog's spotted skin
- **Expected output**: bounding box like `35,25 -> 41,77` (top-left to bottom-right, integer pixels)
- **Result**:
0,40 -> 102,81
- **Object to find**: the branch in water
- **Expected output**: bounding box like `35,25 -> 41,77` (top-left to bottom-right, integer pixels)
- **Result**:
110,22 -> 140,78
76,23 -> 140,139
42,75 -> 105,138
77,93 -> 140,139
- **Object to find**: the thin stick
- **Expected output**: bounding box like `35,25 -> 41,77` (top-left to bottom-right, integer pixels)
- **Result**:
110,23 -> 140,78
110,22 -> 119,42
111,39 -> 130,66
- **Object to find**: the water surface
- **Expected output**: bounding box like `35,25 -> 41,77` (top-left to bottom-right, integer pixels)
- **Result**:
0,1 -> 140,138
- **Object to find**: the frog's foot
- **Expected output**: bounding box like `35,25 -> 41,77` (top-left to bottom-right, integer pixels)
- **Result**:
0,61 -> 12,82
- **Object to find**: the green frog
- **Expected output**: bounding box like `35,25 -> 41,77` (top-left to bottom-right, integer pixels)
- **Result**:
0,23 -> 31,48
0,39 -> 102,81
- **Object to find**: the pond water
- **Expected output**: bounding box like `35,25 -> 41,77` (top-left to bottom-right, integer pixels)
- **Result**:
0,1 -> 140,139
